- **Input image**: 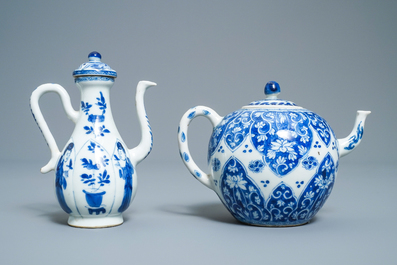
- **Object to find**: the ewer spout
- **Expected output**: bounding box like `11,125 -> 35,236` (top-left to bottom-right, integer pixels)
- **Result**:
129,80 -> 157,165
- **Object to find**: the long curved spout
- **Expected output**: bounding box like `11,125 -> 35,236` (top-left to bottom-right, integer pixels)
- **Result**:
129,80 -> 157,165
338,110 -> 371,158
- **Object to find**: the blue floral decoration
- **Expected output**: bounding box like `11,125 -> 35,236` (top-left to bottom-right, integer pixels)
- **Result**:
248,160 -> 265,173
302,156 -> 318,170
345,122 -> 363,150
194,170 -> 201,177
219,153 -> 336,226
187,111 -> 196,119
212,158 -> 221,172
81,101 -> 92,115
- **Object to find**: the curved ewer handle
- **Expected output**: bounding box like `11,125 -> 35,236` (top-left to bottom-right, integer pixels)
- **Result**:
338,110 -> 371,158
178,106 -> 223,190
30,84 -> 79,173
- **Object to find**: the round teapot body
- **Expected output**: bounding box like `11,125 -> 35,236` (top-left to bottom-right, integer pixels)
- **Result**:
207,107 -> 339,226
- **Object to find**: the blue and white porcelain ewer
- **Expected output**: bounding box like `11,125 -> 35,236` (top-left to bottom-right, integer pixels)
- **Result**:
30,52 -> 156,228
178,81 -> 370,226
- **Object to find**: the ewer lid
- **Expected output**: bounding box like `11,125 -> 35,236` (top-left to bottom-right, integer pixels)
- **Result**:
243,81 -> 301,109
73,51 -> 117,78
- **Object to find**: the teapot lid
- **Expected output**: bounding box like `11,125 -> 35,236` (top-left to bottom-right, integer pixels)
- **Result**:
243,81 -> 301,109
73,51 -> 117,78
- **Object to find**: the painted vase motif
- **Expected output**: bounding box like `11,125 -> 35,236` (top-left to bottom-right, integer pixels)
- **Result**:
30,51 -> 156,228
178,81 -> 370,226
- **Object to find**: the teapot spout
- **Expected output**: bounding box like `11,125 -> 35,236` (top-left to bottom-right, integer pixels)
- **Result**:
338,110 -> 371,158
129,80 -> 157,165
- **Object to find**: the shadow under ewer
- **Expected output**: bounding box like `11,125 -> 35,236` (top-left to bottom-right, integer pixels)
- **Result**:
24,203 -> 69,226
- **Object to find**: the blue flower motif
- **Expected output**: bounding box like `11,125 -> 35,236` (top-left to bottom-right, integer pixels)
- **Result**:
212,158 -> 221,172
97,125 -> 110,137
302,156 -> 318,170
248,160 -> 265,173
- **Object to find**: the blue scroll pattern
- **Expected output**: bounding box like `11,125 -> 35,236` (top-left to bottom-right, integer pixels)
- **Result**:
208,109 -> 334,177
220,154 -> 336,226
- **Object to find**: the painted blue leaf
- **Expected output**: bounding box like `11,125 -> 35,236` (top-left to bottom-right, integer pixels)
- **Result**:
81,158 -> 99,170
81,101 -> 92,115
81,173 -> 91,179
203,110 -> 210,115
187,111 -> 196,119
181,132 -> 186,143
194,170 -> 201,177
95,92 -> 107,114
183,152 -> 190,162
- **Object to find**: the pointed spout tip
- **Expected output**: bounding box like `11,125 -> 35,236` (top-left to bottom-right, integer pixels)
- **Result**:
139,80 -> 157,87
357,110 -> 371,115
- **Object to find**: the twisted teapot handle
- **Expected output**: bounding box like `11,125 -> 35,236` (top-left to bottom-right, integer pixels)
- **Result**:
178,106 -> 223,190
30,84 -> 79,173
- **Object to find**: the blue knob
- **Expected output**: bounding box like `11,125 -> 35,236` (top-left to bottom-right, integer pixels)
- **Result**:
88,51 -> 101,61
265,81 -> 280,95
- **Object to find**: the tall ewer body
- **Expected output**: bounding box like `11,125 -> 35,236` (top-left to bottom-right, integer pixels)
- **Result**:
30,78 -> 156,228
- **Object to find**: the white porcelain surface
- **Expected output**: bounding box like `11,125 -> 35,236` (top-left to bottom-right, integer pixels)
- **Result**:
30,52 -> 156,228
178,81 -> 370,226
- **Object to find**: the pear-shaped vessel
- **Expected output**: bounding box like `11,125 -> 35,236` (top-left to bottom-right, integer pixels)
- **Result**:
30,52 -> 156,228
178,81 -> 370,226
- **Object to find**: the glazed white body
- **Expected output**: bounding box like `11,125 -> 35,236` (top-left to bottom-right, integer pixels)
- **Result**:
30,79 -> 156,228
178,105 -> 370,226
61,80 -> 135,227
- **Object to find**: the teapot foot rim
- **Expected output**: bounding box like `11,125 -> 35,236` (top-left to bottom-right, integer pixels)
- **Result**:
67,214 -> 123,229
238,220 -> 311,228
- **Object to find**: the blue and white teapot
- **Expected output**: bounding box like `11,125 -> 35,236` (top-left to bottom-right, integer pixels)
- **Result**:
178,81 -> 370,226
30,52 -> 156,228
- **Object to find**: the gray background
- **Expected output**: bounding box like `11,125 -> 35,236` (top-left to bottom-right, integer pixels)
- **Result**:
0,1 -> 396,264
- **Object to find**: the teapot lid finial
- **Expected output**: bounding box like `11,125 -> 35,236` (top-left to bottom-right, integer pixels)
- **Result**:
264,81 -> 280,99
245,81 -> 299,108
73,51 -> 117,78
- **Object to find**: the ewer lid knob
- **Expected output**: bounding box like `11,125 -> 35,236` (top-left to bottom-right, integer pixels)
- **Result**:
73,51 -> 117,78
